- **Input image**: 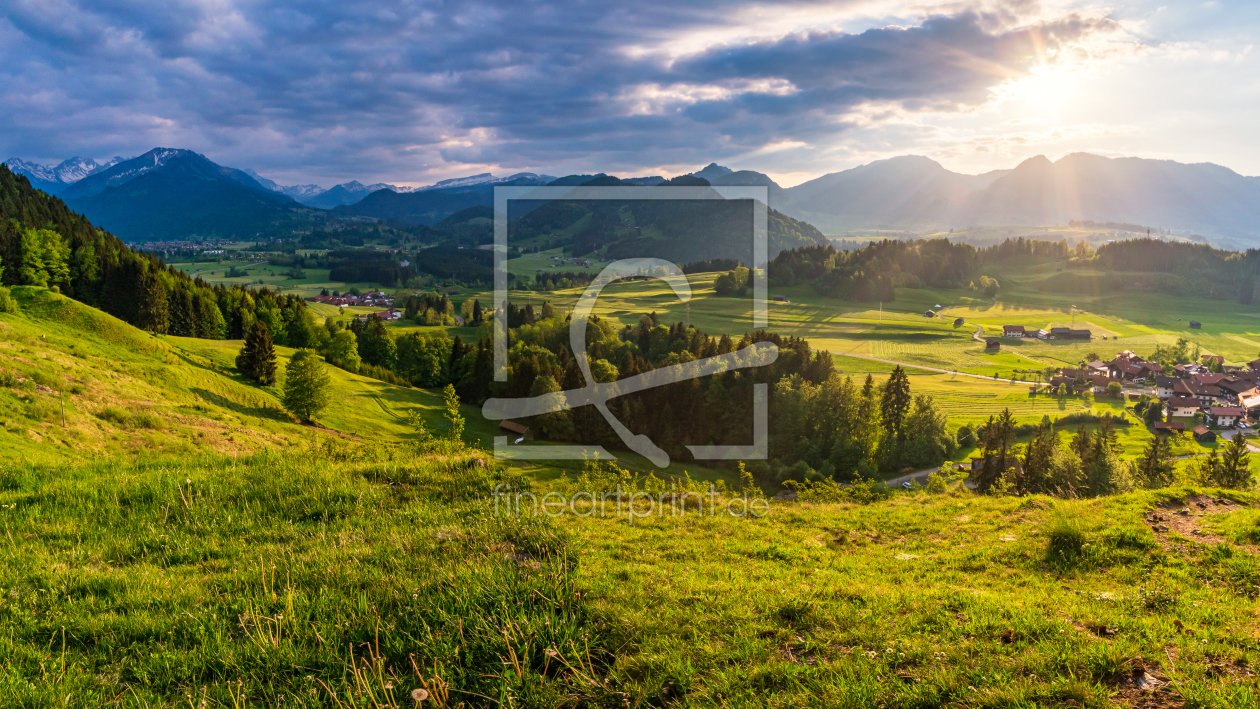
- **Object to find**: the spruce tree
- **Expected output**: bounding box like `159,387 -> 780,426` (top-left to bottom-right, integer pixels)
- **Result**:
236,320 -> 277,385
880,366 -> 912,441
281,349 -> 332,423
1215,433 -> 1254,489
136,271 -> 169,334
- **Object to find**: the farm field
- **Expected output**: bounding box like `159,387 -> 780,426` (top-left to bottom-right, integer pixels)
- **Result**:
166,258 -> 384,299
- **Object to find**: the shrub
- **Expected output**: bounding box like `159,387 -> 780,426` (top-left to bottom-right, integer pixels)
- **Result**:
0,286 -> 16,313
1046,513 -> 1086,564
133,411 -> 165,430
97,406 -> 132,427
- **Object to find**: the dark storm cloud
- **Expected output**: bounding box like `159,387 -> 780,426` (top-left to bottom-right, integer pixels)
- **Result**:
0,1 -> 1118,183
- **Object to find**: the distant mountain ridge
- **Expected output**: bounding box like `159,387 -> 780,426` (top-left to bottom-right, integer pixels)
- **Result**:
60,148 -> 320,241
687,154 -> 1260,243
14,145 -> 1260,243
3,156 -> 126,195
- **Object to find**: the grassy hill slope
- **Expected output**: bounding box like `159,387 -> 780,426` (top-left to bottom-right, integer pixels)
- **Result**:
0,287 -> 499,463
1,448 -> 1258,706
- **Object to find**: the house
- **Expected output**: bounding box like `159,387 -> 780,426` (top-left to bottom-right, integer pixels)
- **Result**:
499,420 -> 533,441
1166,397 -> 1201,417
1210,406 -> 1244,428
1183,381 -> 1230,407
1155,376 -> 1180,399
1192,425 -> 1216,443
1189,321 -> 1202,329
1154,422 -> 1186,434
1087,360 -> 1109,373
985,339 -> 1001,351
1249,358 -> 1260,371
774,295 -> 790,302
923,310 -> 935,317
1003,325 -> 1026,338
954,317 -> 965,327
1029,328 -> 1049,339
1089,375 -> 1114,393
1049,376 -> 1076,391
1049,327 -> 1090,340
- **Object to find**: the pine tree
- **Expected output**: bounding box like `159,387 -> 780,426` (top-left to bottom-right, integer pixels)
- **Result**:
170,288 -> 195,337
281,349 -> 331,423
1215,433 -> 1254,489
1136,434 -> 1177,488
236,320 -> 277,385
136,270 -> 169,334
880,366 -> 912,441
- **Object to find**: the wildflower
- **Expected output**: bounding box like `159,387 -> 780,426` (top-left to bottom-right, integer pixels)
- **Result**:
411,688 -> 429,702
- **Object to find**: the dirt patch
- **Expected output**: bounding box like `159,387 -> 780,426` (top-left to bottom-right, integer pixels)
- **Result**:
1145,495 -> 1239,549
1107,658 -> 1184,709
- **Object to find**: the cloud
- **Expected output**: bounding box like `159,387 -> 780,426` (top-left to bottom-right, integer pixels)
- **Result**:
0,0 -> 1129,185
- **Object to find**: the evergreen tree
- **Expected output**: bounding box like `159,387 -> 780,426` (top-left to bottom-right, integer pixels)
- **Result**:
236,320 -> 277,385
281,349 -> 332,423
136,270 -> 170,334
170,288 -> 195,337
472,299 -> 483,325
1215,433 -> 1254,489
880,366 -> 912,441
1136,434 -> 1177,488
1084,428 -> 1122,496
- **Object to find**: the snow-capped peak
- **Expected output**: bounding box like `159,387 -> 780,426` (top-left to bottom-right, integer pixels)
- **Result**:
4,155 -> 129,185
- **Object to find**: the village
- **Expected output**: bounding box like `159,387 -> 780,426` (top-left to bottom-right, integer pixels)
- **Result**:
304,290 -> 403,320
1038,347 -> 1260,442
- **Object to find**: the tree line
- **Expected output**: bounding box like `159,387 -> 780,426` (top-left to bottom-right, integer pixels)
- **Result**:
0,164 -> 315,344
969,409 -> 1253,495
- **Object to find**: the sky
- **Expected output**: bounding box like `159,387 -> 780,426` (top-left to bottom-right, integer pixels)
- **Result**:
1,0 -> 1257,188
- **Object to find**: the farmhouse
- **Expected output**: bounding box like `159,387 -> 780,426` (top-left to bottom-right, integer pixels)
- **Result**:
923,310 -> 935,317
1192,425 -> 1216,443
1028,328 -> 1048,339
1049,327 -> 1091,340
1002,325 -> 1026,338
1210,406 -> 1244,428
1189,321 -> 1202,329
1166,397 -> 1201,417
985,339 -> 1001,351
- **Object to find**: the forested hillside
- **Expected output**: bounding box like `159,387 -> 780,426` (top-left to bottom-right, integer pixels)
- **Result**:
0,165 -> 319,346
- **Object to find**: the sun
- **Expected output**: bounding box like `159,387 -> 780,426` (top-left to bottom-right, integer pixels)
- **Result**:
1007,65 -> 1085,121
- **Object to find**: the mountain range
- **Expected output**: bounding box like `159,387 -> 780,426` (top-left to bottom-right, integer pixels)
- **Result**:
3,156 -> 127,194
8,147 -> 1260,245
695,154 -> 1260,243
